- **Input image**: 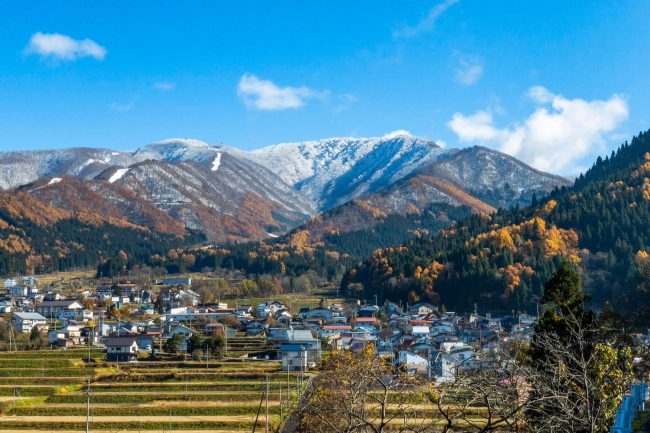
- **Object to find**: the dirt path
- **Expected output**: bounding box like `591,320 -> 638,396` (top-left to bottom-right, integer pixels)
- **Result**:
88,390 -> 265,395
0,415 -> 264,422
38,401 -> 282,408
0,431 -> 244,433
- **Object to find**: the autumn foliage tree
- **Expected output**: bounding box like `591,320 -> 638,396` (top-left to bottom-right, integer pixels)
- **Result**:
299,345 -> 419,433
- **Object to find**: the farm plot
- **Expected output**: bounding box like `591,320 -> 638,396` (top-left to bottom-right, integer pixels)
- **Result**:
0,349 -> 307,432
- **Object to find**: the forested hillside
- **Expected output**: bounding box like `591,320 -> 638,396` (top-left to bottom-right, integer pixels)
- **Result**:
343,130 -> 650,321
133,202 -> 474,280
0,191 -> 201,276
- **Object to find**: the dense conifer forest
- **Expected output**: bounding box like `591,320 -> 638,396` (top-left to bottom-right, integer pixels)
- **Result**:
343,130 -> 650,321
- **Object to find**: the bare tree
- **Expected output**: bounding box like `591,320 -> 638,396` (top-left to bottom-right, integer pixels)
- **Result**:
294,312 -> 635,433
524,310 -> 633,433
298,345 -> 429,433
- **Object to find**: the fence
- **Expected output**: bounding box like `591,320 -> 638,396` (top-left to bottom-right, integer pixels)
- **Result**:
610,382 -> 648,433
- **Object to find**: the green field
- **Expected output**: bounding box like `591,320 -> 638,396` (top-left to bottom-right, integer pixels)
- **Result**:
0,347 -> 308,432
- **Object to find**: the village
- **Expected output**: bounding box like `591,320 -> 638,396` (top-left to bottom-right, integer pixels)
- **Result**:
0,273 -> 547,382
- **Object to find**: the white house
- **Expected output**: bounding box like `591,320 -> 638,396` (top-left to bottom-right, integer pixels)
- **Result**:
36,300 -> 84,319
277,329 -> 321,367
280,344 -> 309,371
431,343 -> 476,382
166,323 -> 194,351
3,278 -> 17,288
399,350 -> 429,376
8,286 -> 28,298
409,302 -> 436,316
235,305 -> 253,316
178,289 -> 200,306
13,312 -> 48,333
21,276 -> 38,286
411,325 -> 430,336
105,336 -> 140,362
301,308 -> 334,322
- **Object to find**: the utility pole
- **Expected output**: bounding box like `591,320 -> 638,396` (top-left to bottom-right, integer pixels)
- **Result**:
8,326 -> 14,352
265,375 -> 270,433
279,386 -> 283,423
87,326 -> 92,363
85,378 -> 91,433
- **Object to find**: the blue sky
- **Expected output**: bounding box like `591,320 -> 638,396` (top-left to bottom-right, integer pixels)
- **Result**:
1,0 -> 649,174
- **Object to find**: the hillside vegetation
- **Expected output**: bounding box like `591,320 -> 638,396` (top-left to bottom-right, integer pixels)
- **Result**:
343,130 -> 650,320
0,190 -> 201,276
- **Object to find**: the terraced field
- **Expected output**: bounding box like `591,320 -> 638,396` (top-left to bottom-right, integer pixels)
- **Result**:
0,347 -> 308,432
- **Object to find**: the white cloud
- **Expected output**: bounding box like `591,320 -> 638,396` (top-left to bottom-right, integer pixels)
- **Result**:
393,0 -> 459,39
26,32 -> 106,61
237,74 -> 328,111
448,87 -> 629,174
153,82 -> 176,91
110,102 -> 134,112
435,138 -> 447,148
454,54 -> 483,86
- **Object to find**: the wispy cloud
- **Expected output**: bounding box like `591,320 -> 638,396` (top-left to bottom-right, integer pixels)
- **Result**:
447,86 -> 629,174
153,81 -> 176,91
25,32 -> 106,61
110,101 -> 135,112
237,74 -> 329,111
333,93 -> 359,113
454,53 -> 483,86
393,0 -> 459,39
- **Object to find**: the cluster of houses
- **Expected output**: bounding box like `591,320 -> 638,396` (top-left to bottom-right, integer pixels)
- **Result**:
273,301 -> 537,381
2,275 -> 545,380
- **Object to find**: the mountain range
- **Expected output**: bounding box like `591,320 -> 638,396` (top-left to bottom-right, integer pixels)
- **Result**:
0,133 -> 569,246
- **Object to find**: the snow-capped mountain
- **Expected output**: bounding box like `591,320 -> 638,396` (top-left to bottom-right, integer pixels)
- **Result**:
242,132 -> 449,210
131,138 -> 219,164
0,135 -> 569,243
0,148 -> 133,190
415,146 -> 570,208
24,147 -> 315,243
100,155 -> 314,241
283,145 -> 570,242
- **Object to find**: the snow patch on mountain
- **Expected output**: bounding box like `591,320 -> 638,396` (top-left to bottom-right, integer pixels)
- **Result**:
211,153 -> 222,172
383,130 -> 413,139
48,177 -> 62,185
108,168 -> 129,183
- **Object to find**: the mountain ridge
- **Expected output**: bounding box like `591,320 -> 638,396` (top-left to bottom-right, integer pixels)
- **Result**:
0,134 -> 568,245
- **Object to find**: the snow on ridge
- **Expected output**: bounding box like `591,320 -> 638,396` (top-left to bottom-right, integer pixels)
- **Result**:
48,177 -> 62,185
211,153 -> 222,172
383,129 -> 413,139
267,232 -> 279,238
243,134 -> 443,208
108,168 -> 129,183
155,138 -> 210,148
